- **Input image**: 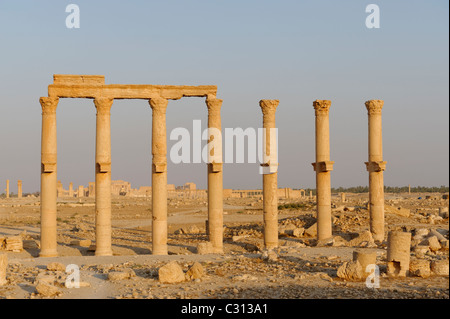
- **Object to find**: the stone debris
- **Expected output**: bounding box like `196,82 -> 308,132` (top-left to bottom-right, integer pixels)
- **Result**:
347,231 -> 375,248
425,236 -> 442,252
158,261 -> 186,284
409,259 -> 431,278
5,236 -> 23,252
304,223 -> 317,238
107,268 -> 136,281
47,262 -> 66,272
0,254 -> 7,286
261,249 -> 278,262
337,261 -> 363,281
385,205 -> 410,217
35,282 -> 61,297
430,260 -> 449,276
185,262 -> 204,280
70,239 -> 92,247
196,242 -> 213,255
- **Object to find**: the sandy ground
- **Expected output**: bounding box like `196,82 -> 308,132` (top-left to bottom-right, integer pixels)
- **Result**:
0,193 -> 448,299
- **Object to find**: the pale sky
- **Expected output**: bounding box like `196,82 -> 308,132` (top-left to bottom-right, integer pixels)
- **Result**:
0,0 -> 448,193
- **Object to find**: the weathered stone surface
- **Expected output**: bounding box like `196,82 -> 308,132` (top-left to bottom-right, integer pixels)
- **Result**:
385,205 -> 410,217
47,262 -> 66,272
70,239 -> 92,247
409,259 -> 431,278
5,236 -> 23,251
108,271 -> 131,281
387,231 -> 411,277
158,261 -> 185,284
304,223 -> 317,238
347,231 -> 375,247
261,249 -> 278,262
0,254 -> 7,286
426,236 -> 442,252
34,273 -> 56,285
353,250 -> 377,278
36,282 -> 61,297
292,228 -> 305,238
185,262 -> 204,280
23,240 -> 39,249
196,242 -> 213,255
431,260 -> 449,276
337,261 -> 363,281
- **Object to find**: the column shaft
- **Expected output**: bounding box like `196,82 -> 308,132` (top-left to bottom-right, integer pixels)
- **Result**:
365,100 -> 386,242
39,97 -> 59,257
206,98 -> 224,253
260,100 -> 279,249
313,100 -> 333,242
94,98 -> 114,256
150,97 -> 169,255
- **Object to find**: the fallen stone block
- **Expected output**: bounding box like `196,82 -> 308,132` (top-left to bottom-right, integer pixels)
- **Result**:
70,239 -> 92,247
304,223 -> 317,238
337,261 -> 363,281
5,236 -> 23,252
185,262 -> 204,280
409,259 -> 431,278
385,205 -> 410,217
431,260 -> 449,276
47,262 -> 66,272
347,231 -> 375,248
36,282 -> 61,297
158,261 -> 185,284
426,236 -> 442,252
196,242 -> 213,255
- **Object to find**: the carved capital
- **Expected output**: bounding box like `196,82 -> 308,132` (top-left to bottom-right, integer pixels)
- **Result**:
149,97 -> 168,114
206,98 -> 223,114
40,97 -> 59,114
259,100 -> 279,116
313,100 -> 331,116
94,97 -> 114,114
365,100 -> 384,115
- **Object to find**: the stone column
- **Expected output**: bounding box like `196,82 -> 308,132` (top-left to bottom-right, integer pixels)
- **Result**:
341,192 -> 346,203
78,186 -> 84,198
149,97 -> 169,255
0,253 -> 7,286
39,96 -> 59,257
365,100 -> 387,242
69,182 -> 74,197
5,180 -> 9,199
260,99 -> 279,249
17,180 -> 22,199
94,97 -> 114,257
206,97 -> 224,253
312,100 -> 334,242
387,231 -> 411,277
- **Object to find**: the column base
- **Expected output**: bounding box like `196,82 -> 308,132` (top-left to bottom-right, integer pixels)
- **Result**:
39,250 -> 58,258
95,249 -> 113,257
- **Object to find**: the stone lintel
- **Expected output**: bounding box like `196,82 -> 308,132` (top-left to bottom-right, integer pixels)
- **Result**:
365,161 -> 387,172
312,161 -> 334,172
53,74 -> 105,85
48,84 -> 217,100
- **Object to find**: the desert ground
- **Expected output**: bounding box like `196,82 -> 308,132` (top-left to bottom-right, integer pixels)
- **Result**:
0,192 -> 448,299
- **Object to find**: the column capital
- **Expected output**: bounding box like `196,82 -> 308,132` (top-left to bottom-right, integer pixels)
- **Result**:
149,97 -> 168,114
365,161 -> 387,172
313,100 -> 331,116
40,97 -> 59,114
259,100 -> 279,115
94,97 -> 114,114
365,100 -> 384,115
206,98 -> 223,114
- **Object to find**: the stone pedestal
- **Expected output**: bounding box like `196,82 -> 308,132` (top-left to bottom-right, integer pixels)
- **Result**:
365,100 -> 386,242
312,100 -> 334,242
206,98 -> 224,253
94,98 -> 114,256
150,97 -> 169,255
260,100 -> 280,249
39,97 -> 59,257
387,231 -> 411,277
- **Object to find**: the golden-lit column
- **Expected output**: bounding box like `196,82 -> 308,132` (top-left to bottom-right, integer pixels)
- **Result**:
17,180 -> 22,199
206,97 -> 224,253
69,182 -> 74,197
5,180 -> 9,199
312,100 -> 334,242
94,97 -> 114,256
149,97 -> 169,255
260,99 -> 280,249
39,96 -> 59,257
365,100 -> 386,242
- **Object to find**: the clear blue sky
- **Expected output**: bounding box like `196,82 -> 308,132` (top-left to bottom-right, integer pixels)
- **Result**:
0,0 -> 448,192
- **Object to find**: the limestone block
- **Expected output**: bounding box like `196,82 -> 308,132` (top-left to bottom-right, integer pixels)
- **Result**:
431,260 -> 449,276
196,242 -> 213,255
337,261 -> 363,281
439,207 -> 449,219
108,271 -> 131,281
185,262 -> 204,280
385,205 -> 410,217
347,231 -> 375,247
158,261 -> 185,284
292,227 -> 305,238
0,254 -> 7,286
304,223 -> 317,238
34,273 -> 56,285
409,259 -> 431,278
36,282 -> 61,297
6,236 -> 23,251
426,236 -> 442,252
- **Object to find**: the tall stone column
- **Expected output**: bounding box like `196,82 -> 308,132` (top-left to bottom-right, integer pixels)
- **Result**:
39,96 -> 59,257
206,98 -> 224,253
69,182 -> 74,197
94,97 -> 114,256
149,97 -> 169,255
17,180 -> 22,199
312,100 -> 334,242
5,180 -> 9,199
365,100 -> 387,242
260,99 -> 279,249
